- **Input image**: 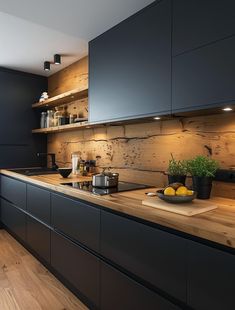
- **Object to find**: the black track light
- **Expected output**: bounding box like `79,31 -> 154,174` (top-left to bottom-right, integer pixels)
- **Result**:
54,54 -> 61,65
44,61 -> 50,71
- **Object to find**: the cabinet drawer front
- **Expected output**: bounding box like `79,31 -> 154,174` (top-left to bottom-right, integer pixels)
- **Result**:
188,241 -> 235,310
172,36 -> 235,112
1,198 -> 26,241
26,216 -> 50,264
1,175 -> 26,210
101,262 -> 180,310
101,211 -> 187,302
51,193 -> 100,252
27,184 -> 50,224
51,231 -> 99,308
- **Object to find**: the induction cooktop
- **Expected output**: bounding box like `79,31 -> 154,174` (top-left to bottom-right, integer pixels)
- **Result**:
61,181 -> 152,196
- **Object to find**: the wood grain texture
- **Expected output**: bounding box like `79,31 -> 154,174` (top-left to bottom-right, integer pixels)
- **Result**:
48,57 -> 88,97
0,230 -> 87,310
47,113 -> 235,198
1,170 -> 235,249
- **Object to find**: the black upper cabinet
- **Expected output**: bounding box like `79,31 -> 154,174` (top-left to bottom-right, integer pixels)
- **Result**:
172,0 -> 235,56
89,0 -> 171,123
101,211 -> 187,302
172,36 -> 235,112
0,67 -> 47,168
188,241 -> 235,310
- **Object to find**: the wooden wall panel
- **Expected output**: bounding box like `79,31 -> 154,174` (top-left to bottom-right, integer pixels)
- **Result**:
48,57 -> 88,97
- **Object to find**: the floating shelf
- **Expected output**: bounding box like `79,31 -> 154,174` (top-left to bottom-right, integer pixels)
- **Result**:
31,121 -> 95,134
32,87 -> 88,109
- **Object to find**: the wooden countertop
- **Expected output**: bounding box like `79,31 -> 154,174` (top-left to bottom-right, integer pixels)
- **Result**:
1,169 -> 235,249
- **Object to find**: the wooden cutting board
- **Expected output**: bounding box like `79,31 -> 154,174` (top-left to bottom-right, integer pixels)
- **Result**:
142,197 -> 218,216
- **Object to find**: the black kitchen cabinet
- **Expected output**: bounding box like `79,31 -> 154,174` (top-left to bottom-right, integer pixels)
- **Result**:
1,175 -> 26,210
188,241 -> 235,310
51,193 -> 100,252
101,262 -> 180,310
172,36 -> 235,113
27,184 -> 50,224
172,0 -> 235,56
89,0 -> 171,123
51,230 -> 100,309
26,216 -> 50,264
100,210 -> 187,302
1,198 -> 26,242
0,67 -> 47,168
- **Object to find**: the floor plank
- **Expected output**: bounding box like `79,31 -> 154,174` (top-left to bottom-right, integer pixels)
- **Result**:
0,230 -> 88,310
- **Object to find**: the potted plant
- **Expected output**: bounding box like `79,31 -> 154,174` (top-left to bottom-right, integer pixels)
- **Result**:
167,154 -> 187,185
186,155 -> 219,199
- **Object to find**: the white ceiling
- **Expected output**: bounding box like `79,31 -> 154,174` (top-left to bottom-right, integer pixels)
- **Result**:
0,0 -> 154,76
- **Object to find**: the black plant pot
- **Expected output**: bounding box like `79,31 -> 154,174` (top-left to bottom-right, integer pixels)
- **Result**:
168,175 -> 186,185
192,176 -> 213,199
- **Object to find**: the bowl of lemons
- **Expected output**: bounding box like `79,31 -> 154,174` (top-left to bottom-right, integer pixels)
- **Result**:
157,183 -> 196,204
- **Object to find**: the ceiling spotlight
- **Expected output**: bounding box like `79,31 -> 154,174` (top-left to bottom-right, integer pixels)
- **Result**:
44,61 -> 50,71
222,107 -> 233,112
154,116 -> 161,120
54,54 -> 61,65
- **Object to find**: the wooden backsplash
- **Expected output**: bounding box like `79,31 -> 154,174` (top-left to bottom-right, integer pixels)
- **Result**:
48,113 -> 235,199
47,56 -> 235,199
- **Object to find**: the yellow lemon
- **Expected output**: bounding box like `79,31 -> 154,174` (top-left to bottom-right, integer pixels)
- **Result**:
164,187 -> 175,196
176,186 -> 188,196
187,190 -> 194,196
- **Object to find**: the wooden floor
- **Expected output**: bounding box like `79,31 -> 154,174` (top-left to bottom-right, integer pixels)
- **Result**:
0,230 -> 88,310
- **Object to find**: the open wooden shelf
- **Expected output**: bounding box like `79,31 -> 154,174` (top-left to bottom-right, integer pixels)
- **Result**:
32,87 -> 88,109
31,121 -> 94,134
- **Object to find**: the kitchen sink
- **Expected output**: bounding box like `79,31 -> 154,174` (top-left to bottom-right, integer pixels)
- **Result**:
10,168 -> 59,176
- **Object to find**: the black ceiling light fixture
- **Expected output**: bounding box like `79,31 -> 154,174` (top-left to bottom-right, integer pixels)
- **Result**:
54,54 -> 61,65
44,61 -> 50,71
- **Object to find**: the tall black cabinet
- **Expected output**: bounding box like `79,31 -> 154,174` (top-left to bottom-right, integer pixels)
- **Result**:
0,67 -> 47,168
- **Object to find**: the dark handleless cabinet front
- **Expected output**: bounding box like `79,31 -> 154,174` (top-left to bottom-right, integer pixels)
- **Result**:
172,0 -> 235,56
100,211 -> 187,302
51,231 -> 100,309
188,241 -> 235,310
89,0 -> 171,123
26,216 -> 50,264
27,184 -> 51,224
1,198 -> 26,242
51,193 -> 100,252
1,175 -> 26,210
172,36 -> 235,113
101,262 -> 181,310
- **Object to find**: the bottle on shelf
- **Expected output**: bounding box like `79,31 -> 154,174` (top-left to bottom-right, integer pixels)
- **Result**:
40,112 -> 47,128
46,110 -> 54,128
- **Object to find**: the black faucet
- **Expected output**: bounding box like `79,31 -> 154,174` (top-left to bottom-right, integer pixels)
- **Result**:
37,153 -> 58,171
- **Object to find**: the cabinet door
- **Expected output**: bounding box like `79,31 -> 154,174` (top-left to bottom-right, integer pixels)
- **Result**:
172,36 -> 235,112
26,216 -> 50,264
101,211 -> 187,302
172,0 -> 235,56
101,262 -> 181,310
89,0 -> 171,123
1,175 -> 26,210
51,193 -> 100,252
27,184 -> 50,224
1,198 -> 26,241
188,241 -> 235,310
51,231 -> 99,309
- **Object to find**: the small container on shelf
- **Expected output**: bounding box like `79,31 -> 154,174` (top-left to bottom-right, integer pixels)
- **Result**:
40,112 -> 47,128
46,110 -> 54,128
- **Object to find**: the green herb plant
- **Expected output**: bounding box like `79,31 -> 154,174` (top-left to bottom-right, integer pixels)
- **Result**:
168,153 -> 187,176
186,155 -> 219,178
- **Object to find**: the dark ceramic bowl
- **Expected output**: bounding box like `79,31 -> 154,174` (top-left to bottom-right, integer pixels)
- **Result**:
156,189 -> 196,204
58,168 -> 72,178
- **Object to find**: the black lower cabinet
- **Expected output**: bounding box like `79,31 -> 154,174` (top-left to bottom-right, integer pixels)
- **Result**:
101,211 -> 187,302
188,241 -> 235,310
1,198 -> 26,241
26,216 -> 50,264
101,262 -> 181,310
51,230 -> 100,309
1,175 -> 26,210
